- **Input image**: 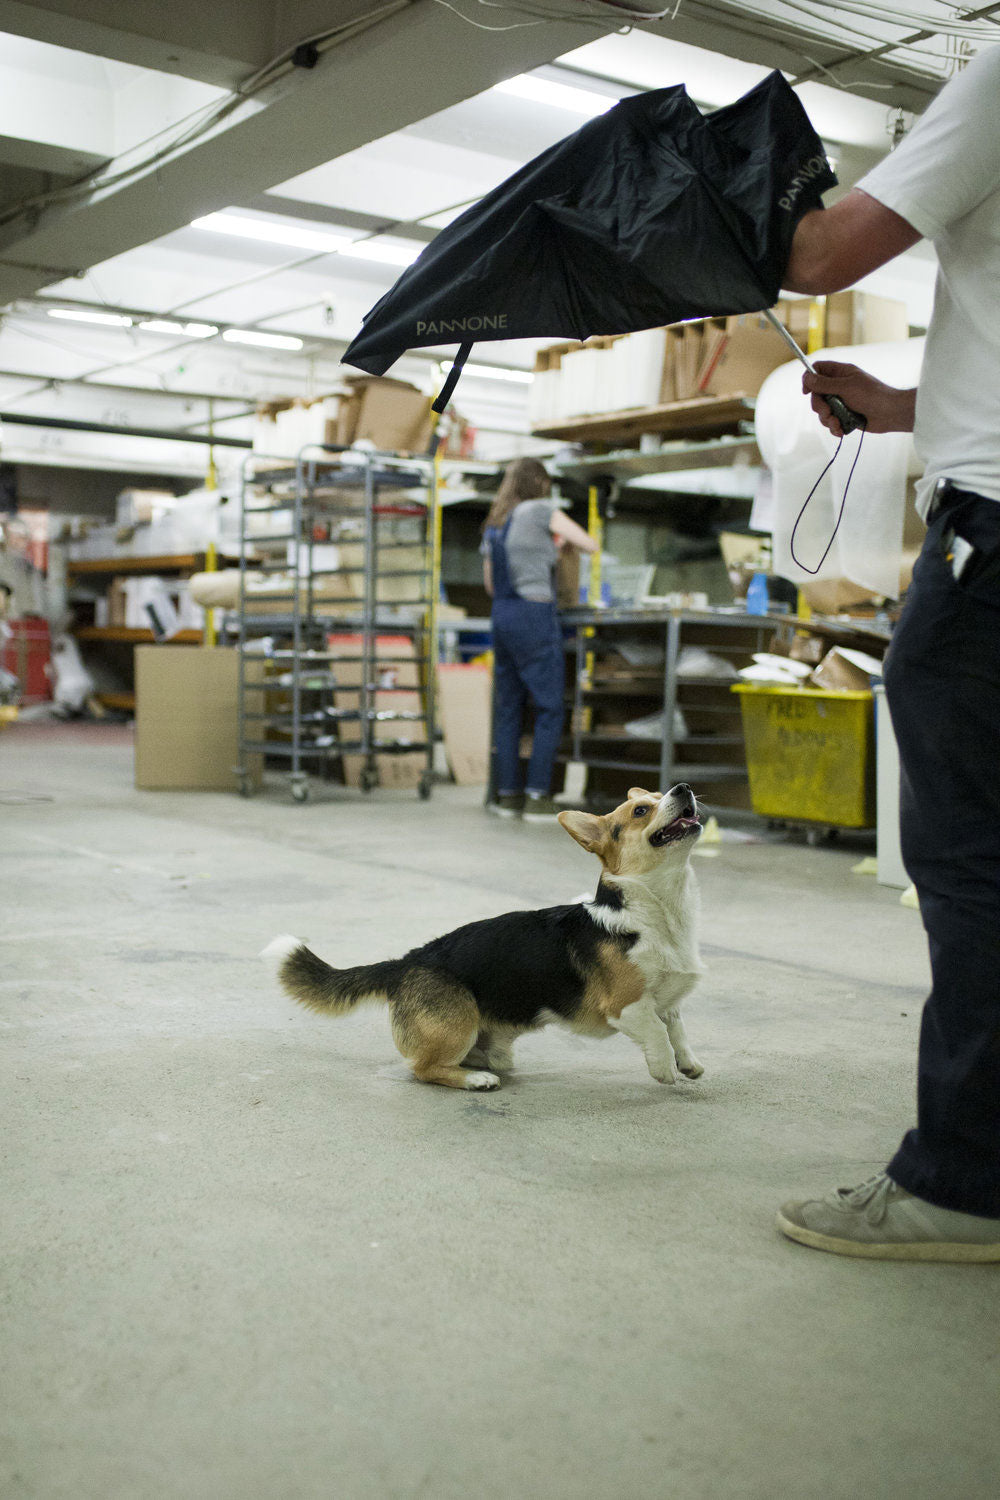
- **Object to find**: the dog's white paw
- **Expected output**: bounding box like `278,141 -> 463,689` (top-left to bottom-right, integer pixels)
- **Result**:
678,1057 -> 705,1079
648,1056 -> 679,1085
463,1070 -> 501,1090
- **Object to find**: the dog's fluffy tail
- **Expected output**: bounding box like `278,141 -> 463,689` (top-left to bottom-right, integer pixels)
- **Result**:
261,934 -> 401,1016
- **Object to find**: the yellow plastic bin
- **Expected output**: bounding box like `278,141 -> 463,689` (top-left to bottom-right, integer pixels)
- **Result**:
733,684 -> 875,828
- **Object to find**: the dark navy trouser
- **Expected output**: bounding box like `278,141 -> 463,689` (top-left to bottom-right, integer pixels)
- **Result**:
491,596 -> 565,796
883,485 -> 1000,1216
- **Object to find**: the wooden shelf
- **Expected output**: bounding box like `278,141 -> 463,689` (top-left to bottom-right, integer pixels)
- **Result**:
531,396 -> 754,445
555,435 -> 761,482
67,553 -> 205,576
74,627 -> 202,643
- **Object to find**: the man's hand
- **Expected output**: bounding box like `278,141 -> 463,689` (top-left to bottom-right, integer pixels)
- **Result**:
803,360 -> 917,438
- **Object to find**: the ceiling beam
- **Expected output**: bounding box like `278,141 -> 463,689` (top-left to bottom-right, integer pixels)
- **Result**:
0,1 -> 590,307
0,0 -> 276,87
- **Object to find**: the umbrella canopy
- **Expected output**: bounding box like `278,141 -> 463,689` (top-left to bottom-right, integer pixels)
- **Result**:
342,70 -> 836,407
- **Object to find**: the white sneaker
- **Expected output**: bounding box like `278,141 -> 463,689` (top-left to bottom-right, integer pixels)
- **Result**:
777,1172 -> 1000,1262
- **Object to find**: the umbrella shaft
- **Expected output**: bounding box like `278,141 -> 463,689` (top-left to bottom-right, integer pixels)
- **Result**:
763,308 -> 813,371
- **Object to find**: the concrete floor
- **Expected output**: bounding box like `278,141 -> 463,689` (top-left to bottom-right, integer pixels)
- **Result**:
2,723 -> 998,1500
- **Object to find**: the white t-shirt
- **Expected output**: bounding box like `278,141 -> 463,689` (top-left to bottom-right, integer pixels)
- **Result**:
857,46 -> 1000,515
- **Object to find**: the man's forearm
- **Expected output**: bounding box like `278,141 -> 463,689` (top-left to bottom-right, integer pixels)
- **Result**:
888,387 -> 918,432
784,191 -> 922,296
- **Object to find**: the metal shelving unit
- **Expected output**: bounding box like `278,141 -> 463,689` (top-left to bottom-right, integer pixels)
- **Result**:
559,607 -> 777,803
233,446 -> 438,803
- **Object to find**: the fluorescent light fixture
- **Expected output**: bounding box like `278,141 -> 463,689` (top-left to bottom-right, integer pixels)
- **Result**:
192,211 -> 351,255
440,360 -> 533,384
341,240 -> 422,268
222,328 -> 303,351
192,211 -> 425,269
139,319 -> 219,339
48,307 -> 133,328
492,74 -> 618,118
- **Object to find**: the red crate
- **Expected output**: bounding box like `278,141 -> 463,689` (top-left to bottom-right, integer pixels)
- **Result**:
1,617 -> 52,704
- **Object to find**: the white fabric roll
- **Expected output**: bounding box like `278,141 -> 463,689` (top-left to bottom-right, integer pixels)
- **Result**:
188,570 -> 241,608
756,338 -> 925,599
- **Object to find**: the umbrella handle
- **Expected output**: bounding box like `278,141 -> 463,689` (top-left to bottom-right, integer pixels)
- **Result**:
762,309 -> 867,434
823,393 -> 866,436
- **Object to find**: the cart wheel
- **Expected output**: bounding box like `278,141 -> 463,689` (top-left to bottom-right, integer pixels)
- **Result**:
418,772 -> 433,801
238,776 -> 253,799
360,768 -> 378,794
291,780 -> 310,804
805,826 -> 837,847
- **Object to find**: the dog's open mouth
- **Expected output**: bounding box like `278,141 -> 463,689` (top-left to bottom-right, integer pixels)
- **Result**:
649,815 -> 701,847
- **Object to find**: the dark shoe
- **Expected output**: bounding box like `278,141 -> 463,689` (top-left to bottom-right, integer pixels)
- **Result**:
523,794 -> 560,822
487,794 -> 523,819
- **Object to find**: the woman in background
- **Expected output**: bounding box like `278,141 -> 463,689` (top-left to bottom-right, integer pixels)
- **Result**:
482,457 -> 598,820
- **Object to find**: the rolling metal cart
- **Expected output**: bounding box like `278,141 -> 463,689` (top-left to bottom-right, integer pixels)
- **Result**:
233,446 -> 438,803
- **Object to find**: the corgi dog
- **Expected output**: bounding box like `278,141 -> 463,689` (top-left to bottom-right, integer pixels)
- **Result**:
263,784 -> 704,1092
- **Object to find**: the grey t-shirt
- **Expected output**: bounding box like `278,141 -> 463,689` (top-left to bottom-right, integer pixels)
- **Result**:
485,499 -> 558,602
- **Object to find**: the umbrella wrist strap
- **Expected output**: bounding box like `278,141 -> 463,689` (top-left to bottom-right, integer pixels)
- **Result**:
432,341 -> 473,414
790,427 -> 866,576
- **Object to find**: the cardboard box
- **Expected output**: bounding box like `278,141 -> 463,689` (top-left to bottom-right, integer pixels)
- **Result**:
810,646 -> 883,692
697,314 -> 791,397
331,377 -> 433,453
108,578 -> 128,627
135,646 -> 261,790
824,291 -> 908,347
327,634 -> 426,788
336,543 -> 429,604
800,576 -> 885,613
672,323 -> 704,400
780,296 -> 823,353
243,573 -> 357,614
438,663 -> 491,785
555,544 -> 584,610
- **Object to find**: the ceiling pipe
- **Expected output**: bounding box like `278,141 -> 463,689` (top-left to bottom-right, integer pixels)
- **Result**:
0,410 -> 251,447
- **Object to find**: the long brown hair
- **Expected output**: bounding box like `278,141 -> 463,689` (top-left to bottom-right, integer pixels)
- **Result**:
483,457 -> 551,531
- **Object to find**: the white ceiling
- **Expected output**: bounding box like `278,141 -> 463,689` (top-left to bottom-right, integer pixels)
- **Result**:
0,0 -> 994,466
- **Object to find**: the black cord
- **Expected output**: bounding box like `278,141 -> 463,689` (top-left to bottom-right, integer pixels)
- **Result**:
789,426 -> 867,576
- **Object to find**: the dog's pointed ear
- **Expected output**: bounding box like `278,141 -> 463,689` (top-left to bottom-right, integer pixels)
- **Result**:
628,786 -> 656,801
558,810 -> 606,852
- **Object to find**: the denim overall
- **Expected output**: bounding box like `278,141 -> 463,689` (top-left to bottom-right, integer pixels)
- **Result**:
882,482 -> 1000,1216
486,520 -> 565,797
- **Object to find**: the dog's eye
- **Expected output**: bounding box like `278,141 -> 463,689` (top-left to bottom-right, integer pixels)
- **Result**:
632,804 -> 648,818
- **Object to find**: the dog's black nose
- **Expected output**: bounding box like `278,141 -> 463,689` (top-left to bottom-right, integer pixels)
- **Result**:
671,782 -> 696,817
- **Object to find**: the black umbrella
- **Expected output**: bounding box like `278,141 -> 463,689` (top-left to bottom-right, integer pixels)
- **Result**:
343,70 -> 842,415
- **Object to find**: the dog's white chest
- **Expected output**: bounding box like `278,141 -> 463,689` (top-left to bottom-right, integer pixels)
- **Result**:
632,933 -> 700,990
622,887 -> 702,991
